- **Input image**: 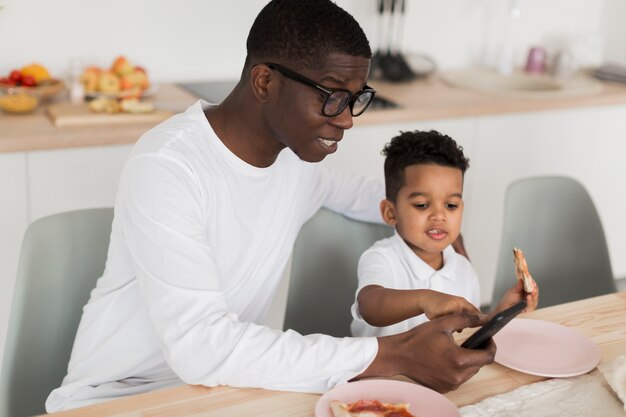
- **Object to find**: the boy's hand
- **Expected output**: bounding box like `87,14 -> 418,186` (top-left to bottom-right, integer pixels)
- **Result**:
419,290 -> 481,320
494,277 -> 539,314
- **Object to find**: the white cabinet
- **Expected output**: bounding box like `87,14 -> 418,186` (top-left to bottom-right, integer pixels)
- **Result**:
0,145 -> 132,368
28,145 -> 132,221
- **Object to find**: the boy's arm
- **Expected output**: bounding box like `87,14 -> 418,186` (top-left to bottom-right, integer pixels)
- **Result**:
357,285 -> 481,326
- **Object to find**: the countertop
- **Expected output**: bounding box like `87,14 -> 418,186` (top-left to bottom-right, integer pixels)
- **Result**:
3,76 -> 626,153
0,83 -> 198,153
362,75 -> 626,125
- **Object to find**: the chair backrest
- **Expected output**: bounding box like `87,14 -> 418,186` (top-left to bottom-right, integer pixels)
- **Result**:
0,208 -> 114,417
284,208 -> 393,337
492,176 -> 616,309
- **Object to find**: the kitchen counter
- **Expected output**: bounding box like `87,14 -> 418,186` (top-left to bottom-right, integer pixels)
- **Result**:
0,83 -> 198,153
361,75 -> 626,125
2,77 -> 626,153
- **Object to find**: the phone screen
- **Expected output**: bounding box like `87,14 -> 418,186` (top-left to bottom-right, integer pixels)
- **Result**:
461,300 -> 527,349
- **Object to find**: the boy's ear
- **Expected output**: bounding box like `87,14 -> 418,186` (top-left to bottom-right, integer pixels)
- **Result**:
380,199 -> 397,226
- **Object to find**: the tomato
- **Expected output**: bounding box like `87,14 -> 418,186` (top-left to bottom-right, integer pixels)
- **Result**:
0,77 -> 16,86
21,75 -> 37,87
9,70 -> 23,83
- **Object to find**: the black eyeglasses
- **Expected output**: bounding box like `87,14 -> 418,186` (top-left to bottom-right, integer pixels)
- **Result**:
265,63 -> 376,117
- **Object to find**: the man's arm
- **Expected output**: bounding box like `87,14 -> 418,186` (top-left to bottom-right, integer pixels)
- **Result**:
354,313 -> 496,393
358,285 -> 481,326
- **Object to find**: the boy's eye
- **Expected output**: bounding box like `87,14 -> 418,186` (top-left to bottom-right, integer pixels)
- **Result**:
413,203 -> 429,209
446,203 -> 459,210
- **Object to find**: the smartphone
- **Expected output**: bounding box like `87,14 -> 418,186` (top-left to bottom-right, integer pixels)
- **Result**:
461,300 -> 527,349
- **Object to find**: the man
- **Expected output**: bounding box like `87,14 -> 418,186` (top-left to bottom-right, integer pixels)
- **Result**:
47,0 -> 494,411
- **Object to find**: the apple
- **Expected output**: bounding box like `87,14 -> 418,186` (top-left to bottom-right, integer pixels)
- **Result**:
131,68 -> 150,90
81,67 -> 101,92
111,56 -> 134,77
97,71 -> 121,93
119,74 -> 135,91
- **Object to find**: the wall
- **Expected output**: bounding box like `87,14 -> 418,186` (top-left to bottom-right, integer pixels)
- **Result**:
1,0 -> 623,84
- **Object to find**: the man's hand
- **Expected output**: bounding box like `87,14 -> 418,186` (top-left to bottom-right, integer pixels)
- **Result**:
356,313 -> 495,393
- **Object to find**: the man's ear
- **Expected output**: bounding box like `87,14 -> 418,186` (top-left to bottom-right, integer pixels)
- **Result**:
380,199 -> 397,226
250,64 -> 273,103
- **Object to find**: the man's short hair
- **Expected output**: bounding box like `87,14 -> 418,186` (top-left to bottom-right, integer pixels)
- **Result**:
245,0 -> 371,71
382,130 -> 470,201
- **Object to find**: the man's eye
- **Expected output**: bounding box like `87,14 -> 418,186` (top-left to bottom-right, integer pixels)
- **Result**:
325,94 -> 341,105
414,203 -> 428,209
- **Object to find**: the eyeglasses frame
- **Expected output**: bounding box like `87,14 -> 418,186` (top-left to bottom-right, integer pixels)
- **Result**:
264,63 -> 376,117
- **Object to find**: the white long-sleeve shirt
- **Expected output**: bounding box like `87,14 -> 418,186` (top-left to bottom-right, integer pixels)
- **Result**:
46,100 -> 383,412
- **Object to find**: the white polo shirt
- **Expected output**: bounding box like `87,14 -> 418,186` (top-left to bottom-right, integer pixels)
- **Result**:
351,232 -> 480,337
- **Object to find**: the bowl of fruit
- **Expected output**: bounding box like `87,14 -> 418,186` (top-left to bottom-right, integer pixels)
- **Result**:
0,88 -> 40,114
0,63 -> 65,100
82,56 -> 153,100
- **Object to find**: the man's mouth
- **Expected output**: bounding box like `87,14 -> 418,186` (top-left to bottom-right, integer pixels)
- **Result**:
317,137 -> 337,148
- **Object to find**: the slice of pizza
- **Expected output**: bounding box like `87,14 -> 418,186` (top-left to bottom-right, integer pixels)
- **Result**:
513,247 -> 535,293
330,399 -> 416,417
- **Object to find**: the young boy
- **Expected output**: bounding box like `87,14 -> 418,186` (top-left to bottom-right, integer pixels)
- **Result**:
351,130 -> 538,337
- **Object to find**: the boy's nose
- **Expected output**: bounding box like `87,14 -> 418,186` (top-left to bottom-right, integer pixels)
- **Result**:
429,207 -> 446,221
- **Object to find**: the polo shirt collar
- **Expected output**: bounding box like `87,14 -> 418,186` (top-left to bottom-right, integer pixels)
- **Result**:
392,231 -> 458,281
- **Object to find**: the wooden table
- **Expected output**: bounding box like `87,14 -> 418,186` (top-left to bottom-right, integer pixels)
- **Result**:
42,292 -> 626,416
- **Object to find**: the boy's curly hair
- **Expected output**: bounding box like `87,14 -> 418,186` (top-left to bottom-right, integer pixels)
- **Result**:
382,130 -> 470,201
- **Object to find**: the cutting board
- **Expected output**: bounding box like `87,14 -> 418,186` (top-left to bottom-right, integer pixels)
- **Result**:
47,102 -> 174,127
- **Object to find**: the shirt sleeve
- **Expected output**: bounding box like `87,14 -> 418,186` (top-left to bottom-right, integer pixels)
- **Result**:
352,249 -> 396,320
118,153 -> 378,393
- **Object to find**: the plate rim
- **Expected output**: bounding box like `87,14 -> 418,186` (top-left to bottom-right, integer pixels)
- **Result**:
315,379 -> 459,417
493,318 -> 601,377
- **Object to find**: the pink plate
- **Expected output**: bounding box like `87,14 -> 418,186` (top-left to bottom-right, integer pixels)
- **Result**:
315,379 -> 459,417
493,318 -> 601,377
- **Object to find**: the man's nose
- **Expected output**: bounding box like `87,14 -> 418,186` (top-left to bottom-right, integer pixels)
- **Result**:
329,106 -> 353,130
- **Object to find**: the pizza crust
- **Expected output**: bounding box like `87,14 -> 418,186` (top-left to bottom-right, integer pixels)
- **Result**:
513,247 -> 535,293
329,399 -> 415,417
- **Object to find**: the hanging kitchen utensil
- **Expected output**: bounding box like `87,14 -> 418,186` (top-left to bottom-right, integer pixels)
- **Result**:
391,0 -> 416,80
369,0 -> 385,80
380,0 -> 416,82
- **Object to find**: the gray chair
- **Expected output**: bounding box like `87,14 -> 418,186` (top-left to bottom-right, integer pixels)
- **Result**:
0,208 -> 114,417
284,208 -> 393,337
492,176 -> 616,309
